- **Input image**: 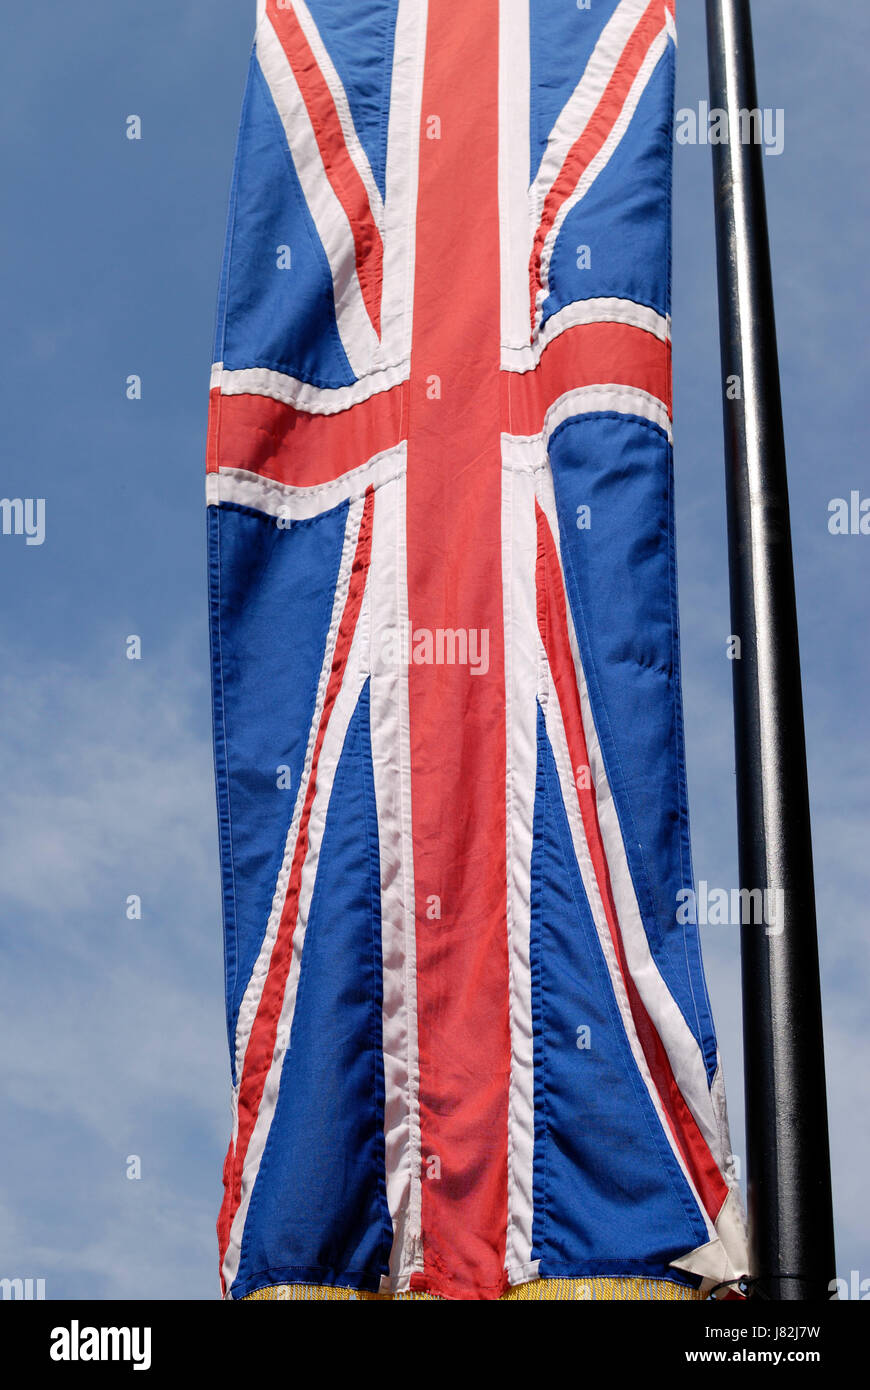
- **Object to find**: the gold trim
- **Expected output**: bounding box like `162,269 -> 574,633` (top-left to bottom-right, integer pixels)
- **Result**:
241,1276 -> 704,1301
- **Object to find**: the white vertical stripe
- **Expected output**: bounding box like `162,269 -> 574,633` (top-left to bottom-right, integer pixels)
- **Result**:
368,475 -> 423,1290
501,456 -> 540,1283
498,0 -> 532,353
379,0 -> 428,372
223,586 -> 371,1296
256,17 -> 380,378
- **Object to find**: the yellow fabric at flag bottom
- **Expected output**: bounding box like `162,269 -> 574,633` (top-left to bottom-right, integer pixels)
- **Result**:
242,1277 -> 704,1301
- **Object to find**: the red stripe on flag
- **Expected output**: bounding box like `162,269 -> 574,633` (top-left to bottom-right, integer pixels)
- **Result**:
503,321 -> 671,436
210,384 -> 405,488
405,0 -> 511,1300
529,0 -> 666,333
266,0 -> 384,338
535,502 -> 729,1225
217,487 -> 375,1288
206,387 -> 221,475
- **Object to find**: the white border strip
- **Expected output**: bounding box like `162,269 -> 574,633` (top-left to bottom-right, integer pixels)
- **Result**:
499,0 -> 532,355
207,443 -> 407,521
380,0 -> 428,371
210,360 -> 409,414
501,455 -> 540,1284
502,297 -> 670,374
368,476 -> 424,1290
504,383 -> 673,448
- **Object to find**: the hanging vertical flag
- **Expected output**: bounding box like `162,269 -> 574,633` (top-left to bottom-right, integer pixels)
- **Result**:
206,0 -> 748,1302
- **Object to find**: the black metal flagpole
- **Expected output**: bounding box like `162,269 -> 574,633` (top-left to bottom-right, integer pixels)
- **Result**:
704,0 -> 836,1300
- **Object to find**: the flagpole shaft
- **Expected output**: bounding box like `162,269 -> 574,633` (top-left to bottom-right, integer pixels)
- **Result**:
704,0 -> 835,1300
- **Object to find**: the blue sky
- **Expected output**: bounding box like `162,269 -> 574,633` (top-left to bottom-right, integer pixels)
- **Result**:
0,1 -> 866,1298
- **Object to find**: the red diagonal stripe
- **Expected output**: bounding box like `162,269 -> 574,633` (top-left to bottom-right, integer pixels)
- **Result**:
529,0 -> 666,333
267,0 -> 384,338
535,501 -> 728,1225
218,486 -> 375,1287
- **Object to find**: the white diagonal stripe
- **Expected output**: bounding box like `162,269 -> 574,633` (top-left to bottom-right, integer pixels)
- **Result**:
256,16 -> 380,378
290,0 -> 385,234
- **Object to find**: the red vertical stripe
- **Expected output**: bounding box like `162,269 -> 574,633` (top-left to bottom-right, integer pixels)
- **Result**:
406,2 -> 511,1299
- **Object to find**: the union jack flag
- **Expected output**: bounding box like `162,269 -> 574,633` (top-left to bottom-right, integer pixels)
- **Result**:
206,0 -> 748,1301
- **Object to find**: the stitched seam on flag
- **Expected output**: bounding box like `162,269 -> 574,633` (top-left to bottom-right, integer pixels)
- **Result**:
547,409 -> 669,441
209,508 -> 239,1087
358,680 -> 396,1271
376,3 -> 394,206
217,356 -> 409,400
213,38 -> 252,379
531,482 -> 553,1263
542,390 -> 671,443
532,719 -> 554,1265
212,503 -> 238,1044
659,33 -> 712,1067
396,473 -> 422,1259
502,463 -> 518,1275
401,2 -> 429,387
216,453 -> 406,508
